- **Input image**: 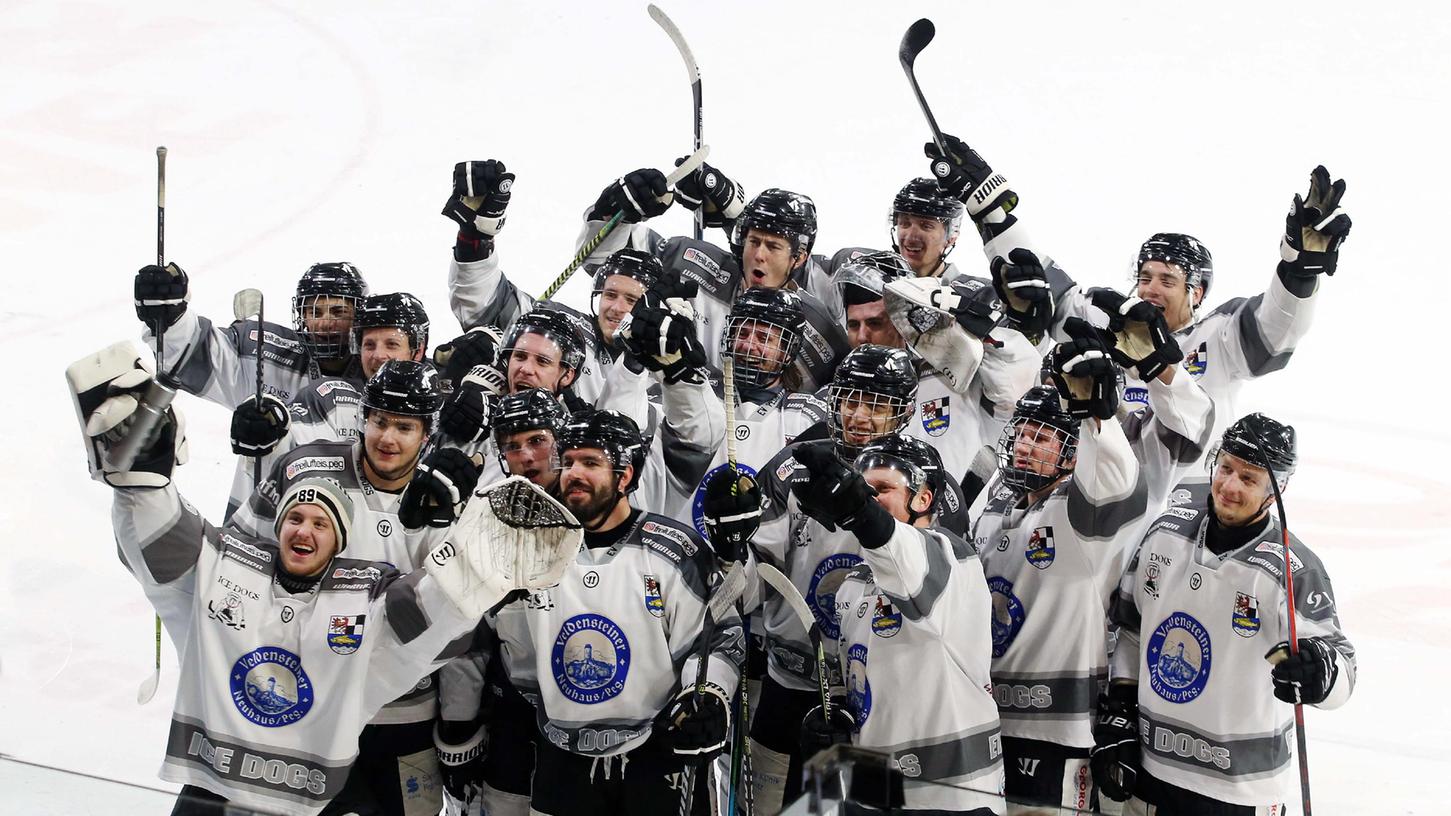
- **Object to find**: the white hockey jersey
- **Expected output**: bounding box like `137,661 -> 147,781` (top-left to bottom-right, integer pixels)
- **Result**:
835,523 -> 1006,813
1108,480 -> 1356,807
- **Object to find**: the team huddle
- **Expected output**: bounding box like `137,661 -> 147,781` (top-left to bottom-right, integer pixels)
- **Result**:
66,133 -> 1357,816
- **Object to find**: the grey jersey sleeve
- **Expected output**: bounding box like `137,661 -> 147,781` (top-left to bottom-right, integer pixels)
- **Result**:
1201,269 -> 1318,380
449,250 -> 535,331
112,485 -> 223,656
1119,368 -> 1215,507
148,312 -> 314,408
1066,417 -> 1148,543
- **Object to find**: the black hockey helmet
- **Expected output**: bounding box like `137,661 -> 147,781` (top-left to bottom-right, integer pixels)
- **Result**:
723,286 -> 807,389
1214,412 -> 1297,488
832,250 -> 914,305
556,408 -> 648,493
1136,232 -> 1214,299
591,248 -> 663,310
293,261 -> 369,360
827,345 -> 919,458
492,387 -> 568,474
854,433 -> 946,516
997,385 -> 1079,492
731,188 -> 818,263
499,308 -> 588,375
890,177 -> 965,244
361,360 -> 443,430
351,292 -> 430,354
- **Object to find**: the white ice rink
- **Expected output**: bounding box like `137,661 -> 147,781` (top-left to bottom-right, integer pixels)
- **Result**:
2,1 -> 1448,813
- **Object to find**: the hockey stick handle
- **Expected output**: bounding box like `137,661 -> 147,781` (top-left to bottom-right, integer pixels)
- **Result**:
538,144 -> 710,302
156,146 -> 167,267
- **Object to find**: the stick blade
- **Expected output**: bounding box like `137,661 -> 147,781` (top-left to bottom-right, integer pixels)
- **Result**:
900,18 -> 936,67
137,671 -> 159,704
232,288 -> 264,321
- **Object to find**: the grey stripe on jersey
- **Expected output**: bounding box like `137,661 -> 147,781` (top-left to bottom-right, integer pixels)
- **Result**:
168,315 -> 218,396
384,571 -> 432,645
991,669 -> 1105,720
1066,476 -> 1147,539
539,715 -> 653,756
886,531 -> 956,622
134,497 -> 208,583
878,720 -> 1004,781
164,714 -> 352,806
1121,409 -> 1208,465
1233,294 -> 1294,376
1140,708 -> 1293,780
215,530 -> 277,577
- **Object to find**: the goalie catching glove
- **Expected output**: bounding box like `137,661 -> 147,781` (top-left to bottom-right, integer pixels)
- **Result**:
399,448 -> 483,530
614,276 -> 708,383
1048,318 -> 1120,420
66,341 -> 189,488
1085,287 -> 1183,381
882,275 -> 998,393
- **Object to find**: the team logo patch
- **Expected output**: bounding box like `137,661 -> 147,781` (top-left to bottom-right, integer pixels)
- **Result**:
920,397 -> 950,437
1231,592 -> 1261,637
229,647 -> 313,727
1025,526 -> 1055,570
988,576 -> 1026,658
1143,563 -> 1162,599
327,614 -> 366,655
1184,342 -> 1209,377
1147,611 -> 1212,703
809,554 -> 863,640
692,462 -> 760,537
846,643 -> 871,731
870,595 -> 902,638
552,614 -> 631,704
643,575 -> 664,618
208,593 -> 247,630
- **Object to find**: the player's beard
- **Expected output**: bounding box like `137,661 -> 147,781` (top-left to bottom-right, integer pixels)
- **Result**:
561,476 -> 620,530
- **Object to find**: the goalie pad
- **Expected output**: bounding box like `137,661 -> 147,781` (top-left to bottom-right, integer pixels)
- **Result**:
65,341 -> 188,487
883,276 -> 986,394
426,475 -> 584,619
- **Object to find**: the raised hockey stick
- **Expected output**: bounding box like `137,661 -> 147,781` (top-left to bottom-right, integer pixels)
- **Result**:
758,563 -> 832,718
899,19 -> 947,157
233,288 -> 266,488
538,145 -> 710,302
136,145 -> 168,706
647,4 -> 703,243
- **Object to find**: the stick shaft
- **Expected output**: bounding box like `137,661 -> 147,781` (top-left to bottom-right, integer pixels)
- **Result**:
647,4 -> 703,242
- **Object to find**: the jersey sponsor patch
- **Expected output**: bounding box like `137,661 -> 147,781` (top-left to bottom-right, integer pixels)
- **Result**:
327,614 -> 366,655
809,554 -> 863,640
682,247 -> 728,285
691,462 -> 760,537
1184,342 -> 1209,377
1165,507 -> 1199,521
315,380 -> 358,397
920,397 -> 950,437
552,614 -> 631,704
208,592 -> 248,630
643,575 -> 664,619
988,576 -> 1026,658
642,520 -> 697,556
230,647 -> 314,727
845,643 -> 871,730
870,595 -> 902,638
332,566 -> 381,581
1231,592 -> 1260,637
1024,526 -> 1055,570
1254,540 -> 1304,572
1147,611 -> 1212,703
284,456 -> 346,480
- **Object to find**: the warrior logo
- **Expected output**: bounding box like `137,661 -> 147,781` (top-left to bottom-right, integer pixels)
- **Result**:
1231,592 -> 1261,637
1025,526 -> 1055,570
846,643 -> 871,730
552,614 -> 631,704
988,576 -> 1026,658
643,575 -> 664,618
809,554 -> 863,640
1147,611 -> 1212,703
327,614 -> 366,655
230,647 -> 313,727
871,595 -> 902,638
921,397 -> 950,437
208,593 -> 247,630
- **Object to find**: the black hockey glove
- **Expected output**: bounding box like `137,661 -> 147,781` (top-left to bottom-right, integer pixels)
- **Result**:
587,168 -> 673,223
701,467 -> 761,564
1086,287 -> 1184,381
1089,685 -> 1141,803
1267,637 -> 1340,705
1048,318 -> 1120,421
673,158 -> 746,228
789,441 -> 894,547
799,699 -> 855,759
434,721 -> 487,808
664,683 -> 731,762
616,278 -> 708,384
134,262 -> 189,330
434,326 -> 504,393
442,159 -> 514,239
439,366 -> 504,446
991,248 -> 1054,335
1278,165 -> 1351,288
925,133 -> 1016,218
398,448 -> 482,529
230,393 -> 291,457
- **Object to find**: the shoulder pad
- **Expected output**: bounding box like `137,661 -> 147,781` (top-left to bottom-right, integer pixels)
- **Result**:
659,237 -> 739,302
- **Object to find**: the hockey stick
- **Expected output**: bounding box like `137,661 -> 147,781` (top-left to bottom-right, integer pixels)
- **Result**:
136,146 -> 167,707
538,145 -> 710,302
899,19 -> 946,157
233,288 -> 266,488
647,4 -> 703,243
757,563 -> 832,718
678,560 -> 750,816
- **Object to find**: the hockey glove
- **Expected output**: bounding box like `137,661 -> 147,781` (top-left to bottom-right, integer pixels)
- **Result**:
1267,637 -> 1340,705
1048,318 -> 1120,420
439,365 -> 504,446
1090,685 -> 1141,802
790,441 -> 893,547
616,278 -> 708,383
230,393 -> 291,457
664,683 -> 731,762
1086,287 -> 1184,381
673,158 -> 746,228
398,448 -> 482,529
701,467 -> 761,564
799,699 -> 855,759
925,133 -> 1016,217
991,248 -> 1054,335
434,326 -> 505,393
434,721 -> 487,808
69,347 -> 189,488
1278,165 -> 1351,285
134,262 -> 189,330
442,159 -> 514,239
588,168 -> 674,223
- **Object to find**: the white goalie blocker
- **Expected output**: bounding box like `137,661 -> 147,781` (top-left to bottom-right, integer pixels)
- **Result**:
883,276 -> 986,394
65,340 -> 186,487
425,475 -> 584,619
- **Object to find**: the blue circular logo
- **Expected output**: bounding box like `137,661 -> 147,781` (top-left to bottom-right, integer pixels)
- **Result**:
846,643 -> 871,730
552,614 -> 631,704
809,554 -> 863,640
988,576 -> 1026,658
229,647 -> 313,727
692,463 -> 760,537
1147,611 -> 1212,703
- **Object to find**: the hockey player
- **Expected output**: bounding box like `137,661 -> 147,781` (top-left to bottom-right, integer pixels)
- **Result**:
1095,414 -> 1356,814
797,435 -> 1005,814
67,345 -> 556,816
973,328 -> 1149,812
482,409 -> 745,816
824,177 -> 969,293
